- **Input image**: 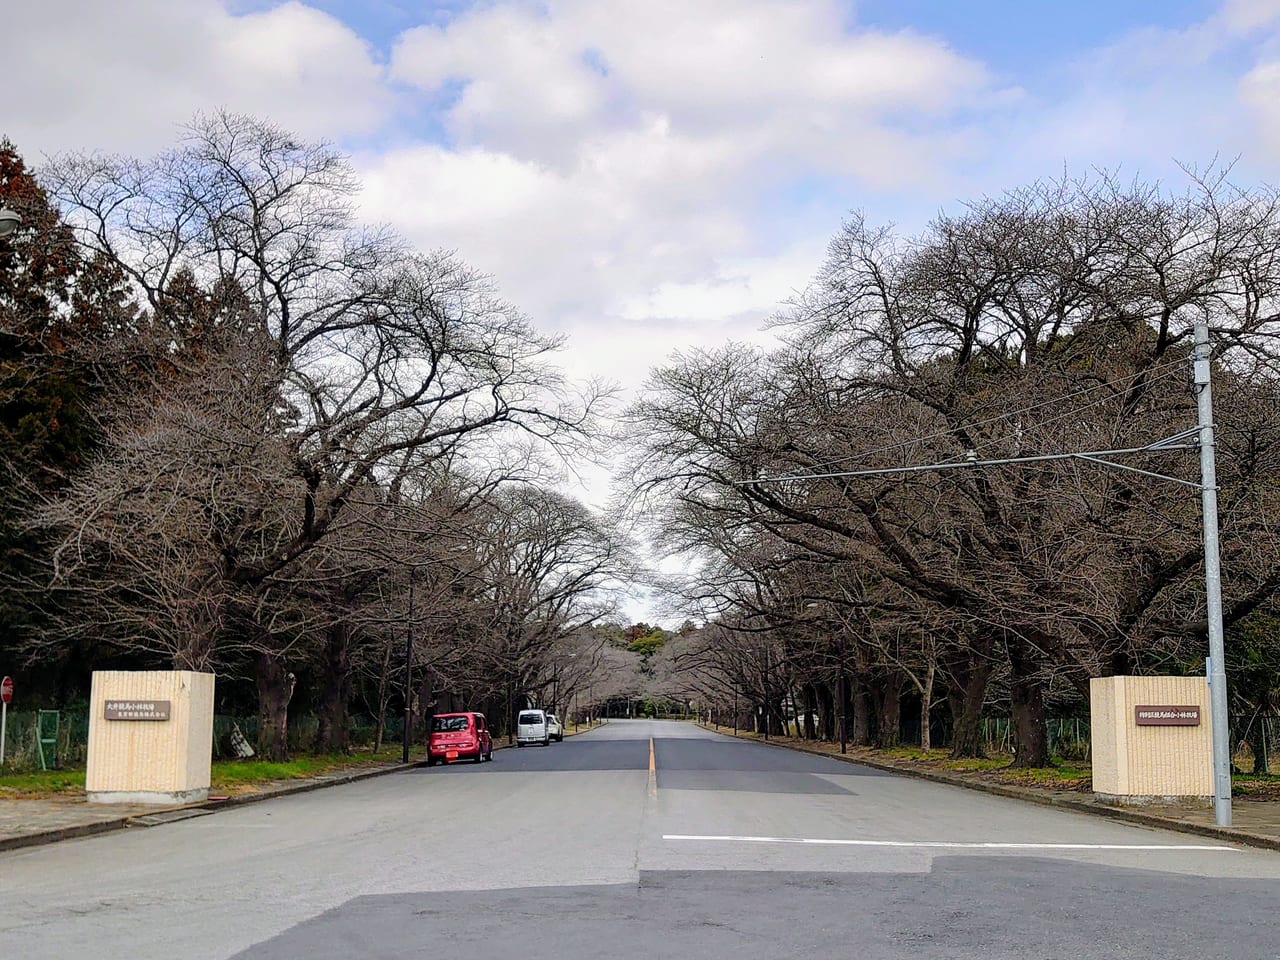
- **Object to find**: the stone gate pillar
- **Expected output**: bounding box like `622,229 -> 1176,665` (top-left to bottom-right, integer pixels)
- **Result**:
86,670 -> 215,804
1090,675 -> 1213,804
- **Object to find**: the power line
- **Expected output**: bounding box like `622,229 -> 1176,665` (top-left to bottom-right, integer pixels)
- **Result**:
925,363 -> 1188,470
735,433 -> 1200,487
790,356 -> 1189,475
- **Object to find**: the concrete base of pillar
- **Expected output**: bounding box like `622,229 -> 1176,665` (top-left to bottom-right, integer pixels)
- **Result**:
87,787 -> 210,805
1094,792 -> 1212,807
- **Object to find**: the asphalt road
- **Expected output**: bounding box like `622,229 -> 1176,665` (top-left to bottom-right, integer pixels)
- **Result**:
2,720 -> 1279,959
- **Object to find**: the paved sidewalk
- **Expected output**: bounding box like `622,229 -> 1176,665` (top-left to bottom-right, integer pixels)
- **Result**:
710,726 -> 1280,852
1,796 -> 166,846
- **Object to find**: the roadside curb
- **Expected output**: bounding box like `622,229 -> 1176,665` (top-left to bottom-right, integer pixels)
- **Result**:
1,721 -> 610,854
0,816 -> 136,853
703,725 -> 1280,854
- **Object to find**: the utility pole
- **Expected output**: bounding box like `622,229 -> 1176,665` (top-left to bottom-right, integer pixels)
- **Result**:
1194,319 -> 1232,827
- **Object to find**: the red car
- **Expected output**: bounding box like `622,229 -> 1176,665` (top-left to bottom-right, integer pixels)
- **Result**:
426,712 -> 493,765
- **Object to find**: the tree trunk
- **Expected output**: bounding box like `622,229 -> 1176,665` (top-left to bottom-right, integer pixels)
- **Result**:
1246,705 -> 1271,775
874,671 -> 903,748
817,682 -> 834,741
255,652 -> 295,762
415,669 -> 434,743
851,676 -> 873,746
948,657 -> 993,760
1007,632 -> 1052,768
1251,729 -> 1270,775
373,639 -> 393,752
920,661 -> 936,753
315,621 -> 353,754
417,669 -> 436,746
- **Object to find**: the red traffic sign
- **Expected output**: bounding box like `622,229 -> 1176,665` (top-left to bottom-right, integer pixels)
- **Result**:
1,676 -> 12,704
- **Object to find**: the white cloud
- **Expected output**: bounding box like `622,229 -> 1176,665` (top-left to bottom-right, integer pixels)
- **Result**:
354,135 -> 768,392
367,0 -> 1004,396
942,0 -> 1280,202
5,0 -> 389,156
390,0 -> 993,173
1220,0 -> 1280,32
619,244 -> 826,323
1240,61 -> 1280,153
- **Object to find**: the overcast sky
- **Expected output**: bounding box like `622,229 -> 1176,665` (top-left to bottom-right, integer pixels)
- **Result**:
9,0 -> 1280,620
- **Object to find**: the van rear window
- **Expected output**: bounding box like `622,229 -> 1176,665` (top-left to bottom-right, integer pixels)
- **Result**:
432,716 -> 470,732
518,712 -> 545,725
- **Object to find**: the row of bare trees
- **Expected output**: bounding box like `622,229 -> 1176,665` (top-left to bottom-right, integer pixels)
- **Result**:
627,171 -> 1280,766
0,114 -> 630,759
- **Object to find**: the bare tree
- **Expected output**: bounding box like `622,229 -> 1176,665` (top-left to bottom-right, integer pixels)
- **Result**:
35,113 -> 607,758
628,170 -> 1280,766
462,486 -> 632,731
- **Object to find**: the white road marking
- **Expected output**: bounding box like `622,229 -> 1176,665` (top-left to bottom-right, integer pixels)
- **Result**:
662,834 -> 1237,852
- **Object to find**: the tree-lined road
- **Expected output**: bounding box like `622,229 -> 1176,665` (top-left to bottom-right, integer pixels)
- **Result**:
2,721 -> 1278,959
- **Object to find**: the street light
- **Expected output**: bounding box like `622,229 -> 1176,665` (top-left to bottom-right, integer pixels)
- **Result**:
0,208 -> 21,239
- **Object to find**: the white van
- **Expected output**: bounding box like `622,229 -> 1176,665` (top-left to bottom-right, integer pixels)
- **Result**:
516,709 -> 551,747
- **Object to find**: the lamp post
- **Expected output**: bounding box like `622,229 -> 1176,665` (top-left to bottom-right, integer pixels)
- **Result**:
0,208 -> 20,239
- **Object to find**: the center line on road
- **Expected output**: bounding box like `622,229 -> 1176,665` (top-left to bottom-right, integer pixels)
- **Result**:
648,738 -> 657,798
662,835 -> 1238,852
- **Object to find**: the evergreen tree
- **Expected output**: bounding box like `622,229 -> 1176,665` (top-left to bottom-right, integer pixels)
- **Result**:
0,141 -> 130,695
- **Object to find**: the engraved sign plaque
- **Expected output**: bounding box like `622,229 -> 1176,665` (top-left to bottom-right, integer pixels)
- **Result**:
104,700 -> 171,721
1134,705 -> 1200,726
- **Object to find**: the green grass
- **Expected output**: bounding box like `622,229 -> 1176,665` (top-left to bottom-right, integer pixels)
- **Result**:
1020,764 -> 1091,782
0,746 -> 405,798
1231,771 -> 1280,798
0,768 -> 86,795
210,746 -> 402,790
939,756 -> 1011,772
